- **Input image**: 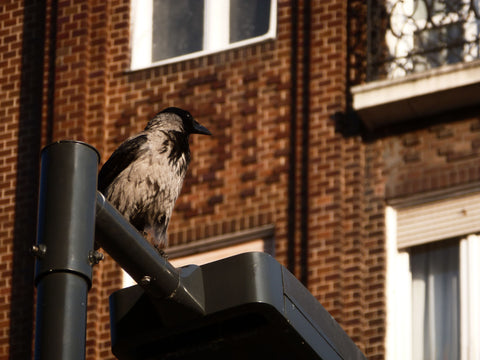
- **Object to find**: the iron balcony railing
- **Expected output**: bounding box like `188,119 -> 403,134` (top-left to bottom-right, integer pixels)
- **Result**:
366,0 -> 480,81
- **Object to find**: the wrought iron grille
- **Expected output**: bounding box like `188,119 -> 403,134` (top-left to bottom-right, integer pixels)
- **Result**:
367,0 -> 480,81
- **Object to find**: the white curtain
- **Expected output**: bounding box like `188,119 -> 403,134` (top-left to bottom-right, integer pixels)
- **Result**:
410,241 -> 460,360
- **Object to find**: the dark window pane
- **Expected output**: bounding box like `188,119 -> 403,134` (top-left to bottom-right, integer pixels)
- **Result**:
152,0 -> 204,62
414,21 -> 465,71
229,0 -> 271,43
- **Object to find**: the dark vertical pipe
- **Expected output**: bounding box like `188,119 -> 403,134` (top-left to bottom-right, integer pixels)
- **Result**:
287,0 -> 299,273
11,2 -> 46,358
46,0 -> 58,143
366,0 -> 373,81
34,141 -> 99,360
300,0 -> 311,286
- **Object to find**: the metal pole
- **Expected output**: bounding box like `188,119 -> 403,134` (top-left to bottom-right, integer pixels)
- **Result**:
34,141 -> 99,360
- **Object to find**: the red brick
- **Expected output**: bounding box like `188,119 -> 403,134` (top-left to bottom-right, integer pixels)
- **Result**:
3,1 -> 480,359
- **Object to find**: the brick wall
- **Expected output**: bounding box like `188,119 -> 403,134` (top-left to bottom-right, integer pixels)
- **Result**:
4,1 -> 480,359
384,118 -> 480,199
0,1 -> 46,358
0,0 -> 341,358
2,1 -> 385,359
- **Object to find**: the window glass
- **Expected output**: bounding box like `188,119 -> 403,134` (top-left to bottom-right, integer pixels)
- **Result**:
229,0 -> 271,43
152,0 -> 204,62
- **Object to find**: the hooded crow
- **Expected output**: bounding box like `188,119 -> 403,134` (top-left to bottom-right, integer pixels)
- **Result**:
98,107 -> 211,249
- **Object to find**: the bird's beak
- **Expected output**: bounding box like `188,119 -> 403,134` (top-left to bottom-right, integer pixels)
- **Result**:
192,121 -> 212,136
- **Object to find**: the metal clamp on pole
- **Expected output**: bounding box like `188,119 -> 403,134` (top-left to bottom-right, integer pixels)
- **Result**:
34,141 -> 99,360
95,192 -> 205,316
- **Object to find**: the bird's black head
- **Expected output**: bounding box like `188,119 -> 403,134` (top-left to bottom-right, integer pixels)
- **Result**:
158,107 -> 212,136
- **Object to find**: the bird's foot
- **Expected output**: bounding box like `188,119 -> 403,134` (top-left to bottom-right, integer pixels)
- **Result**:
154,244 -> 169,259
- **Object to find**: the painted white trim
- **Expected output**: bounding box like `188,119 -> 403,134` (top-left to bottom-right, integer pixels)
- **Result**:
352,61 -> 480,109
385,206 -> 413,360
460,235 -> 480,360
351,60 -> 480,129
203,0 -> 230,50
122,270 -> 135,289
130,0 -> 153,70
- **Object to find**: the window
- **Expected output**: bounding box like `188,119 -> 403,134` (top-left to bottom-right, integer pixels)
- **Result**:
130,0 -> 277,70
384,0 -> 480,79
385,191 -> 480,360
410,240 -> 460,359
122,224 -> 275,287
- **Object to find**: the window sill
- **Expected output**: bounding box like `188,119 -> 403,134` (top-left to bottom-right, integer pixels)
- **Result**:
129,36 -> 276,72
351,60 -> 480,130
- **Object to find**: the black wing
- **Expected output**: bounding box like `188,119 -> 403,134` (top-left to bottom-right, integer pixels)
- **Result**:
98,134 -> 148,193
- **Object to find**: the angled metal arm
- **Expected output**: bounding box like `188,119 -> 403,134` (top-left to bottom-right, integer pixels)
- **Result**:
95,192 -> 205,315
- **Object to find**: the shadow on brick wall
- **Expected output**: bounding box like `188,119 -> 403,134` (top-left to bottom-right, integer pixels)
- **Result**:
9,1 -> 46,358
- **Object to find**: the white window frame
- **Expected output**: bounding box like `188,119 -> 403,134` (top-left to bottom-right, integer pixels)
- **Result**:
460,234 -> 480,360
385,191 -> 480,360
130,0 -> 277,70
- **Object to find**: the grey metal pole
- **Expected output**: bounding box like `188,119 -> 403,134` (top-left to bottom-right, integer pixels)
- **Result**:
33,141 -> 99,360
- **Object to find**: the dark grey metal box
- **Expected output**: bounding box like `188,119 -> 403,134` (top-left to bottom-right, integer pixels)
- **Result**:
110,252 -> 366,360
